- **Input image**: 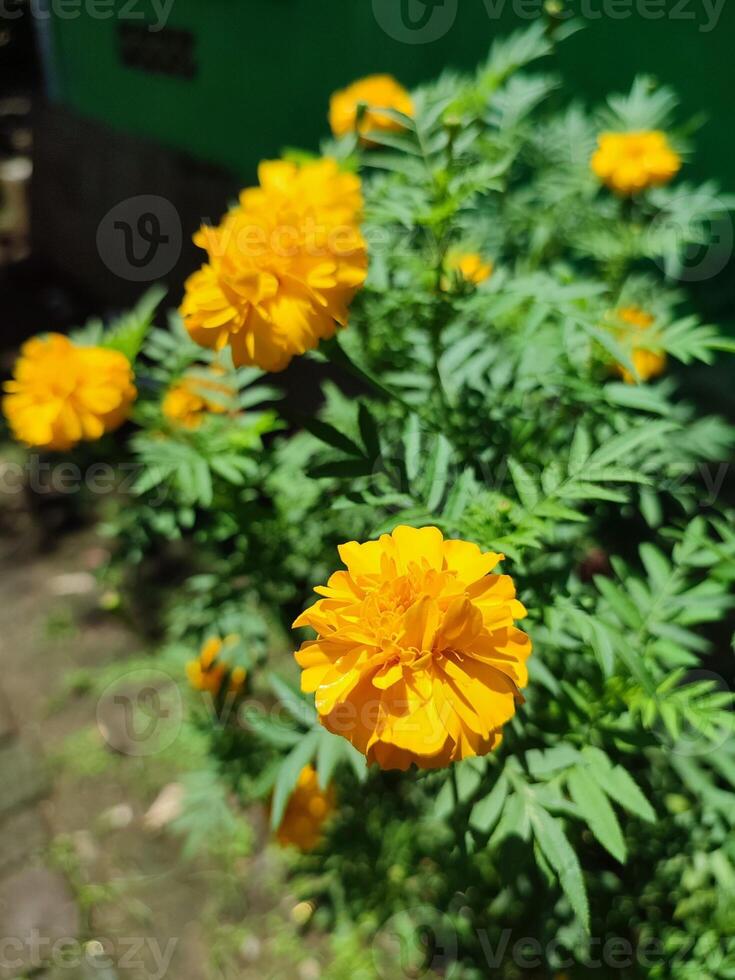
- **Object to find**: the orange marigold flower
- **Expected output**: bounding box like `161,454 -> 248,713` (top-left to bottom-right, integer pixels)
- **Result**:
186,636 -> 247,697
611,306 -> 667,384
180,158 -> 367,372
329,74 -> 414,141
591,131 -> 681,196
275,765 -> 335,851
446,252 -> 494,287
162,367 -> 235,430
2,333 -> 136,451
293,526 -> 532,771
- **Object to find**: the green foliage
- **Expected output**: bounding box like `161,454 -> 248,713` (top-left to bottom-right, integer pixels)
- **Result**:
71,285 -> 166,362
44,23 -> 735,979
171,770 -> 253,860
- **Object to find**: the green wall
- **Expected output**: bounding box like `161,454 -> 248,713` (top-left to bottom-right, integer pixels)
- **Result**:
49,1 -> 734,187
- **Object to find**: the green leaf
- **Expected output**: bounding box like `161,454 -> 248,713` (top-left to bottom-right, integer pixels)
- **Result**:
342,740 -> 368,783
190,457 -> 213,507
567,765 -> 627,863
639,543 -> 672,590
209,456 -> 246,485
307,458 -> 375,480
588,421 -> 677,468
366,129 -> 420,155
490,790 -> 530,845
541,461 -> 563,496
508,458 -> 539,510
404,415 -> 422,483
526,744 -> 580,780
582,748 -> 656,823
243,709 -> 301,749
470,773 -> 509,834
594,577 -> 642,630
568,425 -> 591,473
268,673 -> 317,727
358,403 -> 381,460
434,779 -> 456,822
528,804 -> 590,932
316,730 -> 344,790
442,467 -> 476,525
270,732 -> 320,830
424,434 -> 453,511
102,285 -> 166,361
605,382 -> 672,415
304,419 -> 364,457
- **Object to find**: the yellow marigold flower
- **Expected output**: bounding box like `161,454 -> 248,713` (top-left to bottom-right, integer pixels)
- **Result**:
446,252 -> 494,286
186,636 -> 247,697
162,367 -> 234,430
591,131 -> 681,196
293,526 -> 532,771
180,158 -> 367,372
2,333 -> 136,451
275,765 -> 335,852
329,74 -> 414,141
612,306 -> 667,384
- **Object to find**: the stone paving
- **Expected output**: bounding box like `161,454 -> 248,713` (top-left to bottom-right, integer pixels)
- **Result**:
0,687 -> 86,980
0,520 -> 324,979
0,528 -> 209,980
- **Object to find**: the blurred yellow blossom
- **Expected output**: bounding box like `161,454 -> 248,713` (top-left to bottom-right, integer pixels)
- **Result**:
180,158 -> 367,372
3,333 -> 136,451
275,765 -> 335,851
162,367 -> 235,430
446,251 -> 494,287
329,74 -> 413,142
591,131 -> 681,195
611,306 -> 667,384
187,636 -> 247,697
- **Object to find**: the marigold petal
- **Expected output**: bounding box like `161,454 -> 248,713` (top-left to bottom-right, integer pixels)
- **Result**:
293,525 -> 531,770
391,525 -> 445,573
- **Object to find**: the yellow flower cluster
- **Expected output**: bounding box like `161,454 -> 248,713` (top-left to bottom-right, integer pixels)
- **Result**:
275,764 -> 335,851
329,74 -> 413,142
612,306 -> 667,384
180,158 -> 367,372
591,131 -> 681,196
446,251 -> 494,287
162,367 -> 235,430
186,636 -> 247,698
2,334 -> 136,451
293,526 -> 531,771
